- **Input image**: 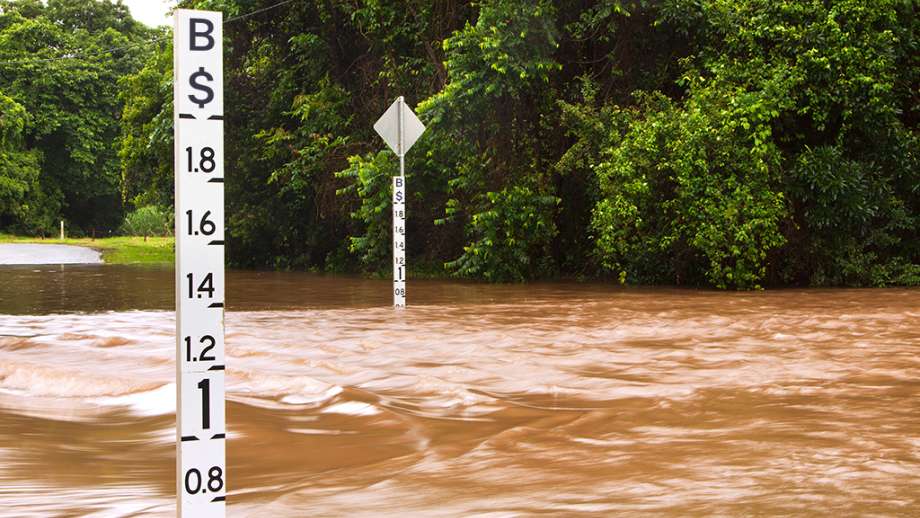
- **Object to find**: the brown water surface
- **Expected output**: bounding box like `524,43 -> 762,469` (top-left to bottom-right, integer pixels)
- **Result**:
0,265 -> 918,516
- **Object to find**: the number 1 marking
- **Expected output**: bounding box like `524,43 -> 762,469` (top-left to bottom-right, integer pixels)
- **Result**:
197,378 -> 210,430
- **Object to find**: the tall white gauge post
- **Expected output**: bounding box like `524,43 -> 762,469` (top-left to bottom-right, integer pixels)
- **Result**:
373,97 -> 425,308
174,9 -> 226,517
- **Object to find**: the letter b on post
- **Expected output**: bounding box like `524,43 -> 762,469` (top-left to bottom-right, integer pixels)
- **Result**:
190,18 -> 214,51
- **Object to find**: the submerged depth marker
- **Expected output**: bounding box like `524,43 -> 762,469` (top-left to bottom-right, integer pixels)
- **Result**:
373,97 -> 425,308
174,9 -> 226,517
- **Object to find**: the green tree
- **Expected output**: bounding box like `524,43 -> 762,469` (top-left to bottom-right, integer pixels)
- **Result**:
0,0 -> 152,234
420,0 -> 563,281
0,92 -> 45,231
118,35 -> 173,208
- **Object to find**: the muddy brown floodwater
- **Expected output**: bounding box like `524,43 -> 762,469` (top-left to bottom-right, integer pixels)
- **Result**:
0,265 -> 917,517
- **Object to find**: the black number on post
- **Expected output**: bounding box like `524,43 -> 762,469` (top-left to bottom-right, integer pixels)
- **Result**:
184,466 -> 222,495
185,210 -> 216,236
186,273 -> 215,299
184,335 -> 216,362
208,466 -> 224,492
198,378 -> 210,430
199,335 -> 216,361
185,468 -> 202,494
200,147 -> 215,172
185,147 -> 216,173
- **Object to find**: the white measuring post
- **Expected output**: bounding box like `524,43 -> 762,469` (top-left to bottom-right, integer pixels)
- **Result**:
174,9 -> 226,517
373,96 -> 425,308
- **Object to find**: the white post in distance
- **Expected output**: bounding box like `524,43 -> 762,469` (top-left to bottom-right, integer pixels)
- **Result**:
373,96 -> 425,308
174,9 -> 226,517
393,171 -> 406,307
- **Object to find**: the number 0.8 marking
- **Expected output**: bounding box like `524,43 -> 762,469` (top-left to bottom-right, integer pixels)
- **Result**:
184,466 -> 224,495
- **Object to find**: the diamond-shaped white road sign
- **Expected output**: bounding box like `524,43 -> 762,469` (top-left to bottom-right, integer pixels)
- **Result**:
374,97 -> 425,156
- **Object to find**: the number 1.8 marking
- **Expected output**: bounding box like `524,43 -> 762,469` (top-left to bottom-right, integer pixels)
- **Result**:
186,146 -> 216,173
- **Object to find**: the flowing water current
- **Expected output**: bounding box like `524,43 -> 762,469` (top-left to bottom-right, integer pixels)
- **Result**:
0,265 -> 917,516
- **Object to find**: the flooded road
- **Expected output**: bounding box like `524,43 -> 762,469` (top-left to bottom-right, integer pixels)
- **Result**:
0,265 -> 918,516
0,244 -> 102,265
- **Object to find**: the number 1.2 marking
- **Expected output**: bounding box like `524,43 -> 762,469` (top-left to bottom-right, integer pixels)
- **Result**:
185,335 -> 216,362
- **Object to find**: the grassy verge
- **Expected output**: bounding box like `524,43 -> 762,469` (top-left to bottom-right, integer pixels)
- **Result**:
0,234 -> 174,264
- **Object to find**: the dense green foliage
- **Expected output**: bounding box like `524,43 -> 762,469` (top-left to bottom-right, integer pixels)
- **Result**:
0,93 -> 42,227
570,0 -> 919,288
1,0 -> 917,287
0,0 -> 153,235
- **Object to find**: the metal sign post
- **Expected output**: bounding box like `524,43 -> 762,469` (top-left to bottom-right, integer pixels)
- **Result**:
373,96 -> 425,308
174,9 -> 226,517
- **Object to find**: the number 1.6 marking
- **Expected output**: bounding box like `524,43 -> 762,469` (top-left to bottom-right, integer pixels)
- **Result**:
186,210 -> 217,236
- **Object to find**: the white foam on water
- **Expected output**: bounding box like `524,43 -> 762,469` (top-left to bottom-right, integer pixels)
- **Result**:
280,385 -> 343,405
94,383 -> 176,416
572,437 -> 635,447
232,372 -> 335,396
322,401 -> 381,416
287,427 -> 357,435
231,371 -> 347,413
0,362 -> 157,398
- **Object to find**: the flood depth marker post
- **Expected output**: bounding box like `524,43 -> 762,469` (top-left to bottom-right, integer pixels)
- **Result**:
174,9 -> 226,516
373,97 -> 425,308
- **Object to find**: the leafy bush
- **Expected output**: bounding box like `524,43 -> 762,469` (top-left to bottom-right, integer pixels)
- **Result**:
446,185 -> 559,282
588,91 -> 787,289
565,0 -> 917,288
335,151 -> 397,272
120,205 -> 171,237
419,0 -> 563,282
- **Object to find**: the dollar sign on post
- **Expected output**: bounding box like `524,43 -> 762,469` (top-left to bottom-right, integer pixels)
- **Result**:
188,67 -> 214,109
